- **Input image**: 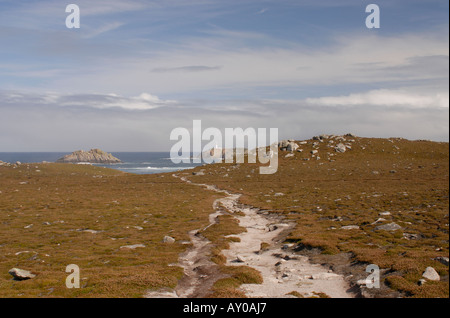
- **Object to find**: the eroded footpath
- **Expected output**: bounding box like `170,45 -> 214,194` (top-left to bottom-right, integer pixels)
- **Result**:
146,174 -> 355,298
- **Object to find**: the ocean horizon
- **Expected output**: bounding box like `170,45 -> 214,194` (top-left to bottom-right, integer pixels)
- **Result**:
0,152 -> 202,175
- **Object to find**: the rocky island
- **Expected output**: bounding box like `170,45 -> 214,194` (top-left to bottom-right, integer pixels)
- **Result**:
56,149 -> 122,164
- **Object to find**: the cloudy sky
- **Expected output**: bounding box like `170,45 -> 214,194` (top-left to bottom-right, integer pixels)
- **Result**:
0,0 -> 448,151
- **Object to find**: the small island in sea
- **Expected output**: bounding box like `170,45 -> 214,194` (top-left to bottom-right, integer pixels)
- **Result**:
56,149 -> 122,164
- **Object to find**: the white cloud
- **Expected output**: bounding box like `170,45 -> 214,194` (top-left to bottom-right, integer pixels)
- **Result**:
306,89 -> 449,109
1,91 -> 448,151
83,22 -> 125,39
256,8 -> 268,14
0,91 -> 176,111
42,31 -> 448,97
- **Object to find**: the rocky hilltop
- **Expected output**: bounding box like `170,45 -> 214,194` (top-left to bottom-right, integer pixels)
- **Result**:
56,149 -> 122,164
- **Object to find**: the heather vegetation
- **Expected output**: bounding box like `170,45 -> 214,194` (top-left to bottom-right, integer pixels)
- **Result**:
0,136 -> 448,298
187,136 -> 449,298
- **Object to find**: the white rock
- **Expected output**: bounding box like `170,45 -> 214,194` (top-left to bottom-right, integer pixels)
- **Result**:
163,236 -> 175,244
371,218 -> 386,225
287,142 -> 299,152
335,143 -> 347,153
78,229 -> 101,234
234,255 -> 245,263
341,225 -> 360,230
9,268 -> 36,280
422,267 -> 440,281
120,244 -> 146,250
375,222 -> 402,231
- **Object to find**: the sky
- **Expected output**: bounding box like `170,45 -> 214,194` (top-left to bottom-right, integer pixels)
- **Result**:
0,0 -> 448,151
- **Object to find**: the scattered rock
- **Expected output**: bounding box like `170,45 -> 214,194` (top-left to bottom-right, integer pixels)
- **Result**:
434,257 -> 449,266
233,255 -> 245,263
163,236 -> 175,244
192,171 -> 205,176
335,143 -> 347,153
278,140 -> 290,150
15,251 -> 31,256
77,229 -> 101,234
375,222 -> 402,231
120,244 -> 146,250
9,268 -> 36,281
379,211 -> 391,216
341,225 -> 360,230
268,225 -> 278,232
418,279 -> 427,286
285,153 -> 294,158
422,267 -> 440,281
287,142 -> 299,152
402,233 -> 421,240
356,279 -> 370,286
371,218 -> 386,225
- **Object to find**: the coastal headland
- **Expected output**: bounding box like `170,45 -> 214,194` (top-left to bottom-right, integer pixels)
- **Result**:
0,135 -> 448,298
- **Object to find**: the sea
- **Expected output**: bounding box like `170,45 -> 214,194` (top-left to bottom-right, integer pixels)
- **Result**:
0,152 -> 202,175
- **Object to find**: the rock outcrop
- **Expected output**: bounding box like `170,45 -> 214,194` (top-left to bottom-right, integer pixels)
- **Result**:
422,267 -> 440,281
279,140 -> 299,152
9,268 -> 36,281
374,222 -> 402,232
56,149 -> 121,164
335,143 -> 347,153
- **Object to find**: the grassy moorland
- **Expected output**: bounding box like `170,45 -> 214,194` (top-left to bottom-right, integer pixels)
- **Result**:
0,135 -> 448,298
0,163 -> 223,297
187,136 -> 449,298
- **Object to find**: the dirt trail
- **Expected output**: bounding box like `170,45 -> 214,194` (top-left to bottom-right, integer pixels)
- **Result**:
146,174 -> 355,298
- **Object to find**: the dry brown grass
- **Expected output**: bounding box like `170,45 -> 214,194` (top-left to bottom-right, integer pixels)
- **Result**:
1,136 -> 448,298
187,136 -> 449,298
0,163 -> 221,297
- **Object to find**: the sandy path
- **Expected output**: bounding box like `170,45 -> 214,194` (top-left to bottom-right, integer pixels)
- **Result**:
146,174 -> 354,298
219,198 -> 353,298
145,176 -> 229,298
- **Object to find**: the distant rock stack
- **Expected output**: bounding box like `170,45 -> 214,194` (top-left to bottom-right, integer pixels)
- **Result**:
56,149 -> 122,164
